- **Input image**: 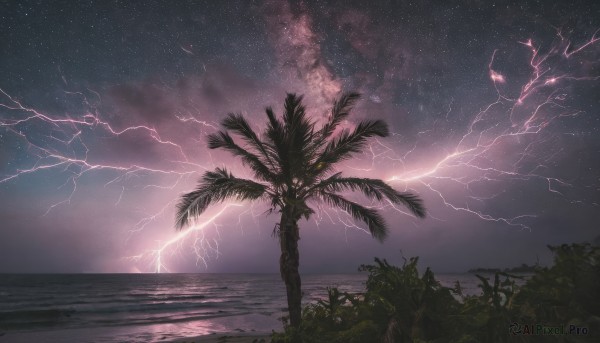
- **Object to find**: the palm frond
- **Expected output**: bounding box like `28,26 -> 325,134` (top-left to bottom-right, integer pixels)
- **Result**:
306,93 -> 361,162
264,106 -> 287,172
312,120 -> 389,177
283,93 -> 307,131
265,107 -> 284,143
221,113 -> 277,168
320,92 -> 361,140
317,192 -> 388,241
283,93 -> 318,178
175,168 -> 267,229
207,131 -> 277,182
262,93 -> 319,186
308,173 -> 426,218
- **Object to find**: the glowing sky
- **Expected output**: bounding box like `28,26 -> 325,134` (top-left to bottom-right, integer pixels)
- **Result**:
1,1 -> 599,273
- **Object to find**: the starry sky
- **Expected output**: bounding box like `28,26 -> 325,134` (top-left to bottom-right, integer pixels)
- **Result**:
1,0 -> 599,273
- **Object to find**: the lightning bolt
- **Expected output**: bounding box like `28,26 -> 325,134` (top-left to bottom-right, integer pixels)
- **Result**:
0,85 -> 225,272
124,203 -> 243,273
1,28 -> 598,272
377,29 -> 600,230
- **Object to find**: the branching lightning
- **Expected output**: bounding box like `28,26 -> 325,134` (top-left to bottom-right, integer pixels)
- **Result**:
124,203 -> 243,273
377,30 -> 599,230
1,28 -> 598,272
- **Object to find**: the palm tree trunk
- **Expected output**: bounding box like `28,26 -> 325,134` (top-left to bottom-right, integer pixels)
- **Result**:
279,207 -> 302,328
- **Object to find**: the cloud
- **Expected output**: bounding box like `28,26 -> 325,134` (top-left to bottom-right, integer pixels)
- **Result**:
109,82 -> 175,124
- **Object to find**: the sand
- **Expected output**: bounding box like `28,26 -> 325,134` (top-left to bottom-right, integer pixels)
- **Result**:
171,332 -> 271,343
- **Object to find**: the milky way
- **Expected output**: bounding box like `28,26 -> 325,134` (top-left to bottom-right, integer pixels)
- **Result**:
1,1 -> 599,273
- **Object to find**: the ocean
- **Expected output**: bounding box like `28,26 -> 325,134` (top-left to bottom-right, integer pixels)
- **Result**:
0,273 -> 509,342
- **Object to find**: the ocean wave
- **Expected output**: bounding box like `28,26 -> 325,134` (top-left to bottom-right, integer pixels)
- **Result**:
0,300 -> 224,322
0,308 -> 76,328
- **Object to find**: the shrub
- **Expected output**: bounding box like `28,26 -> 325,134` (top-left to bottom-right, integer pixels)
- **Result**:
271,243 -> 599,342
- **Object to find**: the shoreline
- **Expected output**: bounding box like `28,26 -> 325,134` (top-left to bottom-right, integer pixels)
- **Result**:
0,330 -> 274,343
170,332 -> 271,343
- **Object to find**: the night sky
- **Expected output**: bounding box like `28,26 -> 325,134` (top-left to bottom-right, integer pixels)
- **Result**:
1,0 -> 599,273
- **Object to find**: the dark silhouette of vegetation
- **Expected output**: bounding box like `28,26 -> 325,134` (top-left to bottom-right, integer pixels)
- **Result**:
175,92 -> 426,330
271,243 -> 599,342
467,263 -> 540,274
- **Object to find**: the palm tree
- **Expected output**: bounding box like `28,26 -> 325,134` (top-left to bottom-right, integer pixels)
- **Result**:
175,92 -> 426,328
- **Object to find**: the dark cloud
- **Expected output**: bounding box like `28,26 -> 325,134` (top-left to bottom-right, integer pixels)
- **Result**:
109,82 -> 175,124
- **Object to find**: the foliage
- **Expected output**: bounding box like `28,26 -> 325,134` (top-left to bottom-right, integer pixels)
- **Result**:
512,243 -> 600,341
271,243 -> 599,342
455,272 -> 521,342
360,257 -> 459,342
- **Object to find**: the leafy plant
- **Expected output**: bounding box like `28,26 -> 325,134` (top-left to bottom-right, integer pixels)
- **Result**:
514,244 -> 600,338
272,243 -> 599,342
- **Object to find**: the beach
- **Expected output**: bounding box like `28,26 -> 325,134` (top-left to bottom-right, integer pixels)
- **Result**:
171,332 -> 270,343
